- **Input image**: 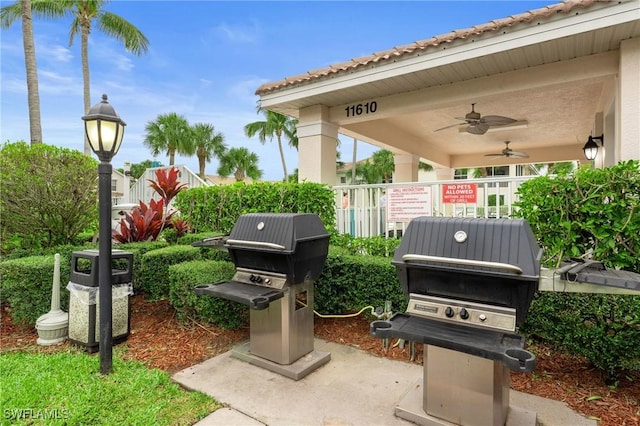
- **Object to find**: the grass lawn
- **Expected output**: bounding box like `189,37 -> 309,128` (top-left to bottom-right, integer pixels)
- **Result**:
0,348 -> 218,425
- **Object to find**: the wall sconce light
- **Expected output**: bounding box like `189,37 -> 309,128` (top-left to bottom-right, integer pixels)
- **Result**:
582,134 -> 603,161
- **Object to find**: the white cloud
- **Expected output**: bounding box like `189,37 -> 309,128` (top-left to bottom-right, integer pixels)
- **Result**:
41,44 -> 73,63
212,20 -> 260,44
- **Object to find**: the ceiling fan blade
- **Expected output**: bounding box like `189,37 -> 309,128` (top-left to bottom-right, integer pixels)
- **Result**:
484,153 -> 504,158
434,122 -> 464,132
466,123 -> 490,135
508,151 -> 529,158
481,115 -> 517,126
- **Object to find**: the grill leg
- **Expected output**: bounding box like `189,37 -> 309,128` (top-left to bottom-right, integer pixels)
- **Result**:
424,345 -> 509,426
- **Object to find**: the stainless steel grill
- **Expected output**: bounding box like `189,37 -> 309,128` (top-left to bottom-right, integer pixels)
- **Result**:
194,213 -> 330,376
371,217 -> 542,426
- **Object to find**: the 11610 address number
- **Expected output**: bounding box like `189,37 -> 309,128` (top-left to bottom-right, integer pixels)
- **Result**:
345,101 -> 378,118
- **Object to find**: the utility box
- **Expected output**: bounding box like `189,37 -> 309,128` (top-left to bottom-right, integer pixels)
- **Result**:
67,249 -> 133,352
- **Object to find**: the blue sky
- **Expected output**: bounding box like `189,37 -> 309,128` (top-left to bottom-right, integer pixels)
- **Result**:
1,0 -> 550,181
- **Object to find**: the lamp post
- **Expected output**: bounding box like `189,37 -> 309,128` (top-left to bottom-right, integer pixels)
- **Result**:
82,94 -> 126,374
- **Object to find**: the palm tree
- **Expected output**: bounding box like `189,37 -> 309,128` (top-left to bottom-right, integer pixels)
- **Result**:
191,123 -> 226,180
143,113 -> 194,166
1,0 -> 43,144
217,147 -> 262,182
7,0 -> 149,155
354,149 -> 396,184
371,149 -> 395,183
244,108 -> 297,181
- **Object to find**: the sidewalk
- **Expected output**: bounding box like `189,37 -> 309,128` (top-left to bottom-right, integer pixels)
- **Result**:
172,339 -> 597,426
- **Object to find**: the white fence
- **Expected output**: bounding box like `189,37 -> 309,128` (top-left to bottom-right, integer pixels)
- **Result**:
334,176 -> 538,238
118,165 -> 208,207
115,168 -> 536,239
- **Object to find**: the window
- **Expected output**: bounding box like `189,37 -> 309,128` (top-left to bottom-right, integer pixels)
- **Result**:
111,179 -> 118,192
454,169 -> 468,180
485,166 -> 509,177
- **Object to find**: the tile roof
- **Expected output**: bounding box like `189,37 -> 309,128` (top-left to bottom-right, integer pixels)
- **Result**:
255,0 -> 607,96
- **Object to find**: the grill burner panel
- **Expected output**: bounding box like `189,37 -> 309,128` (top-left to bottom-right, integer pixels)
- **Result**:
407,294 -> 516,332
370,314 -> 535,372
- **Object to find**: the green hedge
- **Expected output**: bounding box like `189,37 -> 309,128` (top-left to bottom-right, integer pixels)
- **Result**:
515,160 -> 640,271
315,251 -> 405,315
116,242 -> 169,293
0,255 -> 71,325
168,260 -> 247,329
174,181 -> 336,235
139,246 -> 201,300
523,292 -> 640,383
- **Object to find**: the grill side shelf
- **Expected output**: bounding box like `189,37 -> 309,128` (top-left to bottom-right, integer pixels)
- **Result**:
194,281 -> 284,310
370,313 -> 535,372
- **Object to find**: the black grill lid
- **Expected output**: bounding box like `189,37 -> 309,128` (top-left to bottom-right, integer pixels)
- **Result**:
393,217 -> 542,280
225,213 -> 328,254
225,213 -> 330,284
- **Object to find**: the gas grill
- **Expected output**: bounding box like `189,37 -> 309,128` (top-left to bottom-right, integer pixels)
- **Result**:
194,213 -> 330,379
371,217 -> 542,426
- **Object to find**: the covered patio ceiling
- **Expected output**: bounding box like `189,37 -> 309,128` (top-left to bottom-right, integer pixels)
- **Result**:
257,0 -> 640,169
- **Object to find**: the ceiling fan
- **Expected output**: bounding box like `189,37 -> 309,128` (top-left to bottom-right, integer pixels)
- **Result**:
485,141 -> 529,159
434,103 -> 517,135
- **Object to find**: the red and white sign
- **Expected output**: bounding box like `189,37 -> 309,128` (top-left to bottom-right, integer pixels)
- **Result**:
387,186 -> 432,222
442,183 -> 477,204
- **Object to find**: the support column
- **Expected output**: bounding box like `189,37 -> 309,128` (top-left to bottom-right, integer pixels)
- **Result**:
435,167 -> 453,181
297,105 -> 338,185
618,38 -> 640,162
393,154 -> 419,183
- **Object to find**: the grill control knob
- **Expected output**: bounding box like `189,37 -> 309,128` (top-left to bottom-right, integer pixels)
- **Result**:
445,307 -> 454,318
459,308 -> 470,320
479,314 -> 487,322
254,275 -> 263,283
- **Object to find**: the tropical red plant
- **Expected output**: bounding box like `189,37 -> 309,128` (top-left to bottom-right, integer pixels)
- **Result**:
149,166 -> 187,204
172,217 -> 190,239
113,167 -> 189,243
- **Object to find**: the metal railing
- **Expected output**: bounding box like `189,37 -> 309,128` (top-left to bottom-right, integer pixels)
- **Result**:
114,167 -> 536,239
334,176 -> 538,238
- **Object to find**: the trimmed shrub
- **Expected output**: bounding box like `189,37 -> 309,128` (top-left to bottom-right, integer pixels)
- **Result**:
174,181 -> 336,235
330,234 -> 400,257
0,255 -> 71,325
523,292 -> 640,383
139,246 -> 201,300
116,242 -> 169,293
168,260 -> 247,329
315,251 -> 405,315
515,160 -> 640,271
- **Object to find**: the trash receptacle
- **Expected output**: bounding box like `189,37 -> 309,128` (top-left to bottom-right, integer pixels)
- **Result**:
67,249 -> 133,352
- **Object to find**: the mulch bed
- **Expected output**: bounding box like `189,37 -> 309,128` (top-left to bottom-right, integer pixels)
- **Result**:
2,294 -> 638,426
